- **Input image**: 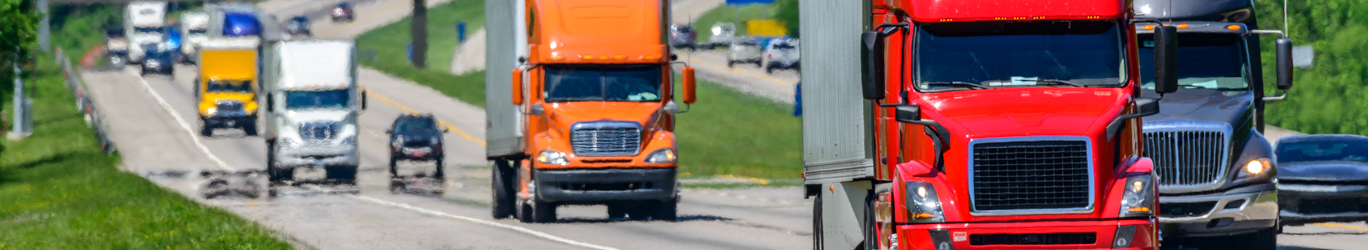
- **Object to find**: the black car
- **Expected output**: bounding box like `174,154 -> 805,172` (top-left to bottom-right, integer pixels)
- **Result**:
669,24 -> 695,50
1275,134 -> 1368,228
286,16 -> 311,36
387,114 -> 448,178
140,44 -> 175,76
332,2 -> 355,22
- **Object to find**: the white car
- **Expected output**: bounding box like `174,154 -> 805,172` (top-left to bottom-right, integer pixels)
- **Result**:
764,40 -> 800,74
726,39 -> 762,68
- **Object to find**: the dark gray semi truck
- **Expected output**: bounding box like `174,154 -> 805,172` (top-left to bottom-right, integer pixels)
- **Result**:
1132,0 -> 1296,248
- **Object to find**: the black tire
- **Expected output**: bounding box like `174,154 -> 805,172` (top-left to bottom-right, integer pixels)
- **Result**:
653,198 -> 678,221
626,203 -> 652,221
434,157 -> 445,179
813,190 -> 823,250
200,121 -> 213,137
607,203 -> 629,219
532,198 -> 557,223
326,165 -> 358,185
1238,227 -> 1277,250
491,160 -> 516,219
266,141 -> 293,183
389,155 -> 399,177
727,61 -> 735,68
767,66 -> 775,74
517,202 -> 534,223
862,191 -> 877,250
243,123 -> 258,136
755,61 -> 763,67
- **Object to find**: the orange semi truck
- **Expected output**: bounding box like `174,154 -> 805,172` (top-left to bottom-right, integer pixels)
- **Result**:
484,0 -> 697,223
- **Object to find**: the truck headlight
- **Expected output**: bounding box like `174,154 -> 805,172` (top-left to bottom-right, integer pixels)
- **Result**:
281,137 -> 301,148
645,148 -> 676,163
537,150 -> 569,166
342,135 -> 356,144
205,107 -> 217,116
1238,158 -> 1272,178
429,137 -> 439,145
1119,175 -> 1155,218
904,181 -> 944,223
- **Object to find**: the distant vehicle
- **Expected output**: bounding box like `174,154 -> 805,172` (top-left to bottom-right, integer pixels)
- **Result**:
139,44 -> 175,76
222,12 -> 263,37
332,2 -> 355,22
124,1 -> 168,64
261,39 -> 366,185
286,16 -> 311,36
763,39 -> 799,74
163,27 -> 184,62
195,38 -> 261,136
1274,134 -> 1368,229
706,22 -> 736,49
104,29 -> 129,67
726,39 -> 762,68
387,114 -> 448,179
180,12 -> 210,64
669,24 -> 695,50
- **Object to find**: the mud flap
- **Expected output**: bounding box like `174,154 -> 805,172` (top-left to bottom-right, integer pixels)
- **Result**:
820,181 -> 872,250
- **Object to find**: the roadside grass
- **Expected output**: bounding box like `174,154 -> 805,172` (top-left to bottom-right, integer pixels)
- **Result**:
51,4 -> 124,64
0,56 -> 292,249
356,0 -> 487,107
691,4 -> 776,45
675,79 -> 802,180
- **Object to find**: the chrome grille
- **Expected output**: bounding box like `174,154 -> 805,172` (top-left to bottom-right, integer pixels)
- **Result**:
215,100 -> 244,111
570,121 -> 642,157
1143,131 -> 1227,186
971,138 -> 1093,213
299,122 -> 339,140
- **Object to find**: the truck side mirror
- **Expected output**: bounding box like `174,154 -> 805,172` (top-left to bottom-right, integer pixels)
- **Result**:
1275,38 -> 1294,90
1152,26 -> 1179,94
894,104 -> 920,123
861,31 -> 886,100
511,69 -> 524,105
360,90 -> 367,110
530,104 -> 545,116
1135,97 -> 1160,116
681,67 -> 697,104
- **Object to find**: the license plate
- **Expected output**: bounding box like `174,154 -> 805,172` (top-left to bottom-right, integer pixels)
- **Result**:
226,120 -> 235,126
411,151 -> 426,157
314,160 -> 324,167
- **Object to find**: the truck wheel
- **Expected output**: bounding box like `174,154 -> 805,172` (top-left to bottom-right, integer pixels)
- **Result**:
652,198 -> 677,221
266,141 -> 293,183
627,203 -> 652,221
490,160 -> 516,219
326,165 -> 358,185
200,121 -> 213,137
813,191 -> 823,250
434,157 -> 445,179
1239,227 -> 1277,250
532,198 -> 558,223
607,203 -> 629,219
727,61 -> 735,68
862,191 -> 877,250
389,156 -> 399,177
767,66 -> 775,74
243,123 -> 258,136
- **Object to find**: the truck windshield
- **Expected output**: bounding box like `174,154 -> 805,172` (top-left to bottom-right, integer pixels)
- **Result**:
544,64 -> 663,102
207,79 -> 252,93
1138,34 -> 1248,90
134,27 -> 162,35
188,29 -> 208,35
1278,140 -> 1368,164
285,90 -> 350,110
916,20 -> 1126,91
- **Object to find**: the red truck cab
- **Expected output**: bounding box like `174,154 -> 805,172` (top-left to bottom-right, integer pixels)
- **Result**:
801,0 -> 1181,249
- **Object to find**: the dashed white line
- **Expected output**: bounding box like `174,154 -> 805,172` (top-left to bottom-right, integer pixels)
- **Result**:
131,70 -> 236,171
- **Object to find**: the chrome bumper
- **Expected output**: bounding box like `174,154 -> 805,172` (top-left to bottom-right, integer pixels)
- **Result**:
1159,184 -> 1278,238
276,145 -> 358,168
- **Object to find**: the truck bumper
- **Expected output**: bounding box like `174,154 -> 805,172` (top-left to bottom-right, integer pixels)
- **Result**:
1277,183 -> 1368,226
276,145 -> 359,168
895,219 -> 1156,249
1159,183 -> 1278,238
203,115 -> 254,128
533,168 -> 677,204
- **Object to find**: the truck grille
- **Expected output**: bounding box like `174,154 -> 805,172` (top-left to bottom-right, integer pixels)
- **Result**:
569,121 -> 642,157
971,138 -> 1093,212
1143,130 -> 1228,187
216,100 -> 244,111
299,122 -> 339,140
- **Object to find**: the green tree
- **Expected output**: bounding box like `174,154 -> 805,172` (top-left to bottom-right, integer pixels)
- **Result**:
1255,0 -> 1368,136
773,0 -> 798,37
0,0 -> 39,61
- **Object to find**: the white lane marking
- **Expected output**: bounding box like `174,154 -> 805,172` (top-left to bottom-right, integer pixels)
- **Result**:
131,70 -> 613,250
131,71 -> 236,171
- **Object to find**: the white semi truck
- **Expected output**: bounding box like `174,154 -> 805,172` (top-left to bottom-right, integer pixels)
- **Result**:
124,1 -> 167,64
260,40 -> 365,185
179,12 -> 210,64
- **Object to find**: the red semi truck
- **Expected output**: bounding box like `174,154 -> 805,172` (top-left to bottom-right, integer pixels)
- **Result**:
801,0 -> 1181,249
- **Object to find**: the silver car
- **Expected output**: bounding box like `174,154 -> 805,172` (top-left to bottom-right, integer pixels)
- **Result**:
708,22 -> 736,49
727,39 -> 762,68
764,40 -> 800,74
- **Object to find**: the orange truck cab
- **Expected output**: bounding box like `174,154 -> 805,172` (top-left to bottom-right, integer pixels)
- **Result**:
195,38 -> 261,137
483,0 -> 697,223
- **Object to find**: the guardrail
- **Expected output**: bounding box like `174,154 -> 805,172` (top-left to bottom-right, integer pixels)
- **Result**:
55,48 -> 117,155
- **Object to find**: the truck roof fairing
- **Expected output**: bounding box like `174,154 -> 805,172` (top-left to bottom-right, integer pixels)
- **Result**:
276,40 -> 355,91
1135,21 -> 1250,35
1132,0 -> 1255,24
529,0 -> 667,64
893,0 -> 1127,22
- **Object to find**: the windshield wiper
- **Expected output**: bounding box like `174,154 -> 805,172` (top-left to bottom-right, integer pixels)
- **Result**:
924,81 -> 991,90
1032,79 -> 1088,87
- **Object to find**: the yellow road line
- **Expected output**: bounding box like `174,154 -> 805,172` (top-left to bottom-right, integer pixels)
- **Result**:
365,90 -> 487,146
688,56 -> 795,86
717,174 -> 771,185
1313,223 -> 1368,231
318,0 -> 414,38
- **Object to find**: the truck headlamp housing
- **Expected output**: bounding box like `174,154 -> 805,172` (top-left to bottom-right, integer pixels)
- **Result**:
645,148 -> 676,163
904,181 -> 944,223
1238,158 -> 1272,179
342,135 -> 356,144
206,107 -> 217,116
537,150 -> 569,166
1119,174 -> 1156,218
281,137 -> 301,148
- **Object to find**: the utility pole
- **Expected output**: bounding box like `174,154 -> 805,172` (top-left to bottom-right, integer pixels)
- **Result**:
411,0 -> 429,69
9,47 -> 31,140
37,0 -> 49,52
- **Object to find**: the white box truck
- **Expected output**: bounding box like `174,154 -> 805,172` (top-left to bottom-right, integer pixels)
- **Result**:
124,1 -> 167,64
260,40 -> 365,185
179,11 -> 210,64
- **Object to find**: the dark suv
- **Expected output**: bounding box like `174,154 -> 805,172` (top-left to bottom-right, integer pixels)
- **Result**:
387,114 -> 447,178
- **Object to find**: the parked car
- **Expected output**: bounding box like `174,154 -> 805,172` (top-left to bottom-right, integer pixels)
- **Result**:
669,24 -> 696,50
707,22 -> 736,49
332,2 -> 355,22
726,39 -> 762,68
286,16 -> 311,36
1275,134 -> 1368,229
140,44 -> 175,76
387,114 -> 448,179
763,39 -> 799,74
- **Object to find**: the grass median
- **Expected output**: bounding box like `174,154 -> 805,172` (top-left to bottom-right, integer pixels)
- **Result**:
357,0 -> 487,107
357,0 -> 802,184
0,56 -> 292,249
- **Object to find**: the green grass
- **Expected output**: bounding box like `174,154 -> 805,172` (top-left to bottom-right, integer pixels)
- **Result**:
50,4 -> 124,64
357,0 -> 488,107
690,4 -> 777,44
674,79 -> 802,180
0,56 -> 292,249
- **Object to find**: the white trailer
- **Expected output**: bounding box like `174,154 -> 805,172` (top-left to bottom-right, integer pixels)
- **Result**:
124,1 -> 167,63
260,40 -> 366,185
179,11 -> 210,64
